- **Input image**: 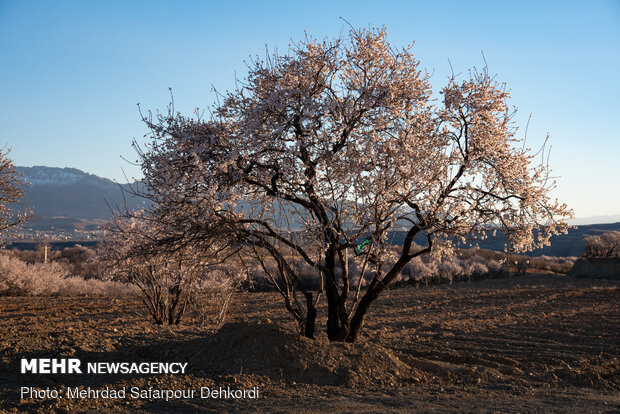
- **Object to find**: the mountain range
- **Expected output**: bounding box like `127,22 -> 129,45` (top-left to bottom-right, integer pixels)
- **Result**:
11,166 -> 620,257
15,166 -> 146,231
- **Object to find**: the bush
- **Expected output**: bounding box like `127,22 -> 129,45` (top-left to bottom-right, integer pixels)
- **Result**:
187,262 -> 246,327
233,245 -> 576,292
0,252 -> 132,296
8,244 -> 101,279
528,255 -> 577,274
242,245 -> 578,289
584,231 -> 620,258
98,211 -> 240,326
55,245 -> 100,279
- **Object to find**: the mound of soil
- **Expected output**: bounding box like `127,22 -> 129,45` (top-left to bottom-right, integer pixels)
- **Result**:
194,322 -> 419,386
568,257 -> 620,280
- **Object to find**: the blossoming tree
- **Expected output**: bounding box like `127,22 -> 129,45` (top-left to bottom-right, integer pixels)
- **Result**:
135,27 -> 572,341
0,148 -> 30,235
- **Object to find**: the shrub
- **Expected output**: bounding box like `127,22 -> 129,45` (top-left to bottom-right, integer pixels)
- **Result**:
56,245 -> 100,279
584,231 -> 620,258
0,252 -> 132,296
528,255 -> 577,274
98,210 -> 238,326
187,262 -> 246,327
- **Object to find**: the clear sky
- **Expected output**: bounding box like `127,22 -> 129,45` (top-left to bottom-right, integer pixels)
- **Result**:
0,0 -> 618,220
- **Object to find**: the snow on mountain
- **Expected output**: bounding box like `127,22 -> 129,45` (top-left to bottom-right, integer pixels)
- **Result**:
14,166 -> 146,222
16,166 -> 118,188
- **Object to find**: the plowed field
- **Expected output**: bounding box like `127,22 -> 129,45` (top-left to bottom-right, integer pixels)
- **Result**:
1,275 -> 618,413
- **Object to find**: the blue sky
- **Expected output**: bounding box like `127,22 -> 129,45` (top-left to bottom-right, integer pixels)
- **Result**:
0,0 -> 618,220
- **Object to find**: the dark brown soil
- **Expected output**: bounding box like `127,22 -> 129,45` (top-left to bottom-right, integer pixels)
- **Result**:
569,257 -> 620,280
1,274 -> 618,413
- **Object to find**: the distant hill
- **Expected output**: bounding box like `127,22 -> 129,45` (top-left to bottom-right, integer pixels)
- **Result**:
15,166 -> 147,230
472,222 -> 620,257
388,222 -> 620,258
570,215 -> 620,225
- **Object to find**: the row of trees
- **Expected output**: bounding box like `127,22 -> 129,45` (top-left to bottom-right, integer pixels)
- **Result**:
103,27 -> 572,342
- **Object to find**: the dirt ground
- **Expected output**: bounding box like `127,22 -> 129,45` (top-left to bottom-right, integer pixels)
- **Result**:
0,274 -> 618,413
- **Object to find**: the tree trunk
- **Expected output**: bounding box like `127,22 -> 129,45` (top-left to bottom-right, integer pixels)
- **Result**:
345,287 -> 379,342
302,292 -> 317,339
345,257 -> 412,342
326,289 -> 349,341
324,247 -> 349,341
